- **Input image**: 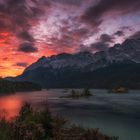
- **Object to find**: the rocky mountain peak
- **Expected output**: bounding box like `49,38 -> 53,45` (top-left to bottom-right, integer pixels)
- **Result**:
24,38 -> 140,73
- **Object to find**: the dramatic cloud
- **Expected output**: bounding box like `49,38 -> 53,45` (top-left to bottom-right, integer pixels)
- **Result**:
0,0 -> 140,77
17,31 -> 35,42
90,42 -> 109,52
100,34 -> 114,43
82,0 -> 140,26
51,0 -> 83,6
129,31 -> 140,39
0,0 -> 50,41
18,42 -> 38,53
45,25 -> 93,52
80,34 -> 114,53
114,31 -> 124,37
16,62 -> 28,67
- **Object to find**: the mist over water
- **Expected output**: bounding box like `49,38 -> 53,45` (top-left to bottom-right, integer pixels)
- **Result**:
0,89 -> 140,140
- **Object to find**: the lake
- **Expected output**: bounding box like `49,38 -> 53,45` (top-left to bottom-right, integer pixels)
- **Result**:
0,89 -> 140,140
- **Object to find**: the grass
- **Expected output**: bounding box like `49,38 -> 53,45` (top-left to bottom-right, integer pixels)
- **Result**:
0,103 -> 119,140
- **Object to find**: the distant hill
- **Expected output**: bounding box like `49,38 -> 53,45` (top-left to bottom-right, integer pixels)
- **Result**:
8,38 -> 140,89
0,79 -> 41,94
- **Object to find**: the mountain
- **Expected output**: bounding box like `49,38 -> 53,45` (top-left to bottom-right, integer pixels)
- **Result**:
10,38 -> 140,89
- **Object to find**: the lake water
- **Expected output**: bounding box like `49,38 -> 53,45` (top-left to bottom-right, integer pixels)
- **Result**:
0,89 -> 140,140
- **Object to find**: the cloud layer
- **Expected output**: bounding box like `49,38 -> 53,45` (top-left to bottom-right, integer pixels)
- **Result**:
82,0 -> 140,26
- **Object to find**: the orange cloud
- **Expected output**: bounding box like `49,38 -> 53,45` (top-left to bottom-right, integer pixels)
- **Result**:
0,36 -> 59,77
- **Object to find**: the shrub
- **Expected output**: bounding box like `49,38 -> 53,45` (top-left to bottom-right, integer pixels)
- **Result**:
0,103 -> 118,140
82,88 -> 92,97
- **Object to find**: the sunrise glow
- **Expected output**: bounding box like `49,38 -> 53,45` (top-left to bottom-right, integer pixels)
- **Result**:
0,0 -> 140,77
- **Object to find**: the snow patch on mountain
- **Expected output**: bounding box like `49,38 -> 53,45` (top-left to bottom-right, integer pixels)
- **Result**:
24,39 -> 140,73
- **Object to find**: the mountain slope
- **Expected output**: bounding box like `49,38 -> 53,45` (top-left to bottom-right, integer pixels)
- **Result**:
12,38 -> 140,88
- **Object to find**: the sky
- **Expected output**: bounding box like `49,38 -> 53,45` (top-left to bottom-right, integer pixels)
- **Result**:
0,0 -> 140,77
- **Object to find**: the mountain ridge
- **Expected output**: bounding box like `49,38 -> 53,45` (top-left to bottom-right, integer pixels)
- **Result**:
8,38 -> 140,88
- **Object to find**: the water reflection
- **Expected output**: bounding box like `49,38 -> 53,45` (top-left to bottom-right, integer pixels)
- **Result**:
0,89 -> 140,140
0,91 -> 49,120
0,95 -> 23,119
